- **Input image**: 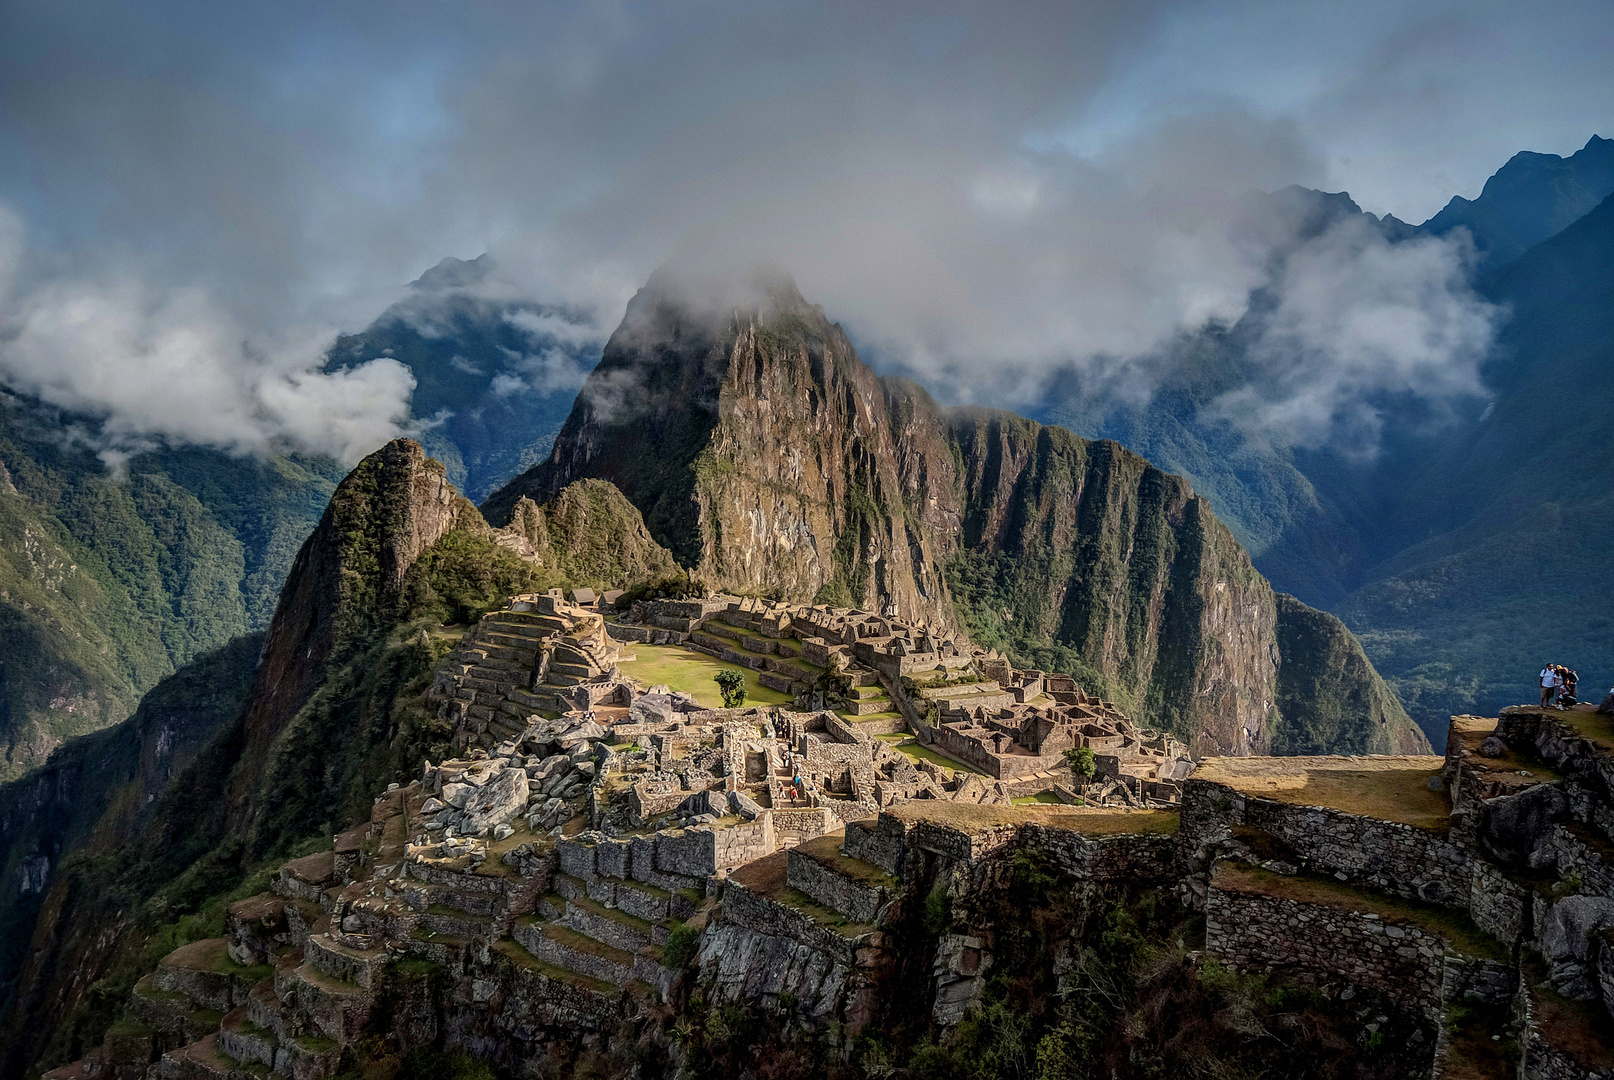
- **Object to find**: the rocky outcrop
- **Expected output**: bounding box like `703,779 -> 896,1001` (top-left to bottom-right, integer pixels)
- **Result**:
498,479 -> 679,587
485,273 -> 1426,756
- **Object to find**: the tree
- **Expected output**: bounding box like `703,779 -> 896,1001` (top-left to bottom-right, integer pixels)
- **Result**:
714,669 -> 747,709
1064,745 -> 1096,780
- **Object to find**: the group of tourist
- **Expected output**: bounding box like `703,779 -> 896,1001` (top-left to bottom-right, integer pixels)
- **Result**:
1539,664 -> 1580,709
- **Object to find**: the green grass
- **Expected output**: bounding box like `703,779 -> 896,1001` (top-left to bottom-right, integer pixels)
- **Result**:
875,735 -> 988,776
1013,791 -> 1062,805
793,834 -> 898,888
616,643 -> 793,708
493,939 -> 619,994
850,711 -> 905,725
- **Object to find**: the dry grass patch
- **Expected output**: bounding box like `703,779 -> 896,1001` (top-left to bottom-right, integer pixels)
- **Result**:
876,736 -> 988,776
541,923 -> 634,965
1540,705 -> 1614,752
1196,755 -> 1450,830
728,850 -> 874,935
1213,862 -> 1505,960
889,800 -> 1178,836
1529,973 -> 1614,1071
493,939 -> 619,995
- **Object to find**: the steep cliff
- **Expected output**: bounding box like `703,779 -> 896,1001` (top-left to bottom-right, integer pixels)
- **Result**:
486,274 -> 1426,757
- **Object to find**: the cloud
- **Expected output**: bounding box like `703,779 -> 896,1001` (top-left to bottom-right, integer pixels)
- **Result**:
1,0 -> 1599,459
1211,218 -> 1498,454
0,216 -> 415,463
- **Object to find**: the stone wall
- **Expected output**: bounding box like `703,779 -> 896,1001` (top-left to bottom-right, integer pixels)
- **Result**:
720,876 -> 863,966
711,816 -> 776,870
1183,779 -> 1471,907
844,817 -> 906,876
1206,883 -> 1447,1022
1467,859 -> 1531,947
1018,826 -> 1179,885
772,807 -> 833,845
787,849 -> 888,924
1440,953 -> 1516,1007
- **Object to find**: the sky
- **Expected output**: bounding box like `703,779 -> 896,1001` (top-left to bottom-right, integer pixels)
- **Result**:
0,0 -> 1609,462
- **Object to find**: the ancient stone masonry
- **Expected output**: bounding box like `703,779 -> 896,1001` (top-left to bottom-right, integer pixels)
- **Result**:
611,595 -> 1196,805
46,614 -> 1614,1080
426,592 -> 631,744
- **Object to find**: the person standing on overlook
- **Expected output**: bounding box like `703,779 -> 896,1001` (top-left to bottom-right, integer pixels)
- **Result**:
1543,664 -> 1559,707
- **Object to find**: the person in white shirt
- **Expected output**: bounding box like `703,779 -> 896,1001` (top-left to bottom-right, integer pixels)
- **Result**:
1542,666 -> 1558,708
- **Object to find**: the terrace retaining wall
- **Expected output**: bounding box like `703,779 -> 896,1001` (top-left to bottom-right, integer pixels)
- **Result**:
1183,779 -> 1471,908
1206,883 -> 1447,1022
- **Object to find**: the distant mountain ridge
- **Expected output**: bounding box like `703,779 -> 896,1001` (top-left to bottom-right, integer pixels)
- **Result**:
324,254 -> 595,502
1422,135 -> 1614,271
1036,136 -> 1614,747
0,394 -> 343,781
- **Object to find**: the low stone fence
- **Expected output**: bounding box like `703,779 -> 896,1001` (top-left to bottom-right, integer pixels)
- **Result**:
712,816 -> 776,870
1182,779 -> 1472,908
1467,859 -> 1530,947
774,807 -> 834,845
844,817 -> 907,876
559,817 -> 777,884
787,848 -> 889,924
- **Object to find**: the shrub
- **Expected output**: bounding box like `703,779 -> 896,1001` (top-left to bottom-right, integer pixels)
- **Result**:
662,923 -> 701,969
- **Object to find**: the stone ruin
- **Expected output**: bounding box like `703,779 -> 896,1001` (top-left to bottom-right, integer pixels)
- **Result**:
617,594 -> 1196,806
56,585 -> 1614,1080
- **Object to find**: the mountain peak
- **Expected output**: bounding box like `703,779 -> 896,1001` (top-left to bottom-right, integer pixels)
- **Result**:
634,263 -> 819,326
1419,134 -> 1614,269
409,253 -> 494,292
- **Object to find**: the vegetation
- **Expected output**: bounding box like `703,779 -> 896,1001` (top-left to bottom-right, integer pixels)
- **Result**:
614,572 -> 710,608
0,443 -> 682,1074
1193,757 -> 1450,830
0,393 -> 342,782
713,669 -> 748,709
661,923 -> 701,970
1063,746 -> 1096,779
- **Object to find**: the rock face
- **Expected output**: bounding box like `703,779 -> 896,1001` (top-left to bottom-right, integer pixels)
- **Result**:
486,273 -> 1426,756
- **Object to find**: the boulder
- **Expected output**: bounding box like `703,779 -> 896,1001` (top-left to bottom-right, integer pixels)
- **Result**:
458,767 -> 530,836
442,783 -> 473,810
460,761 -> 503,787
1480,783 -> 1568,866
631,694 -> 677,726
1478,736 -> 1506,757
1540,895 -> 1614,999
729,790 -> 763,819
420,797 -> 444,814
680,789 -> 726,818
